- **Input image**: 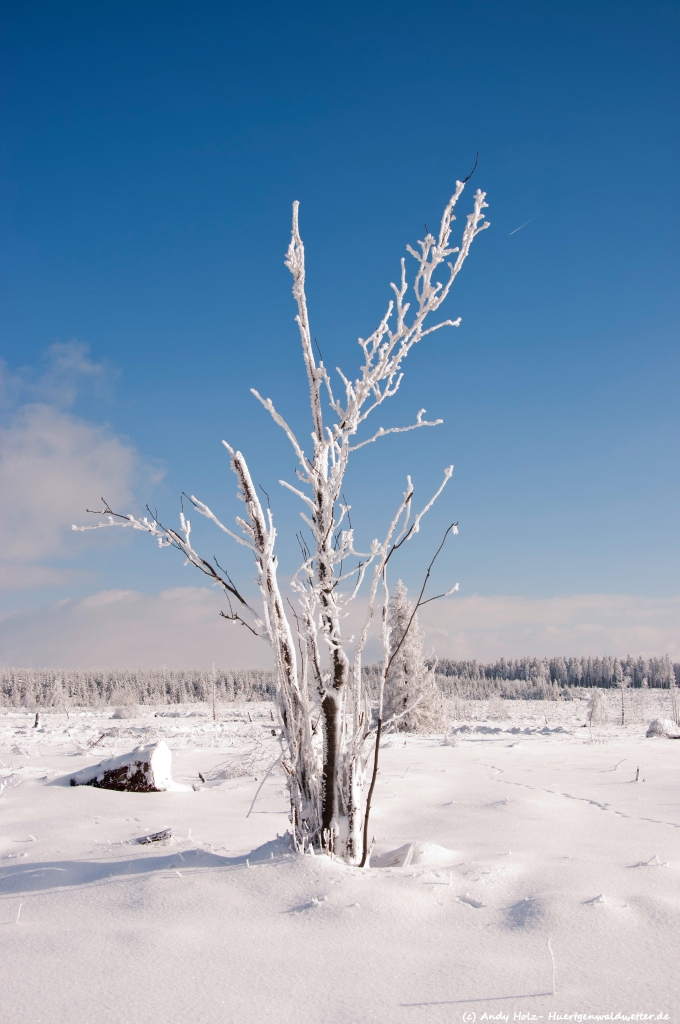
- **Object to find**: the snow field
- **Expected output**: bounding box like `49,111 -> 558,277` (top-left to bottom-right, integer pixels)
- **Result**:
0,698 -> 678,1023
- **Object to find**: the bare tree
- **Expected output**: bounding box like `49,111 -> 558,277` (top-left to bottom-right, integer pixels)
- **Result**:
75,180 -> 489,861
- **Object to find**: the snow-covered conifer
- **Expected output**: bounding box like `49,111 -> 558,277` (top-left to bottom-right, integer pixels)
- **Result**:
383,581 -> 441,733
588,688 -> 606,725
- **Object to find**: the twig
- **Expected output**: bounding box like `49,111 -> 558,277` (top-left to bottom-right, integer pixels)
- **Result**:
219,609 -> 264,638
246,756 -> 282,818
360,523 -> 458,867
548,936 -> 556,994
461,152 -> 479,183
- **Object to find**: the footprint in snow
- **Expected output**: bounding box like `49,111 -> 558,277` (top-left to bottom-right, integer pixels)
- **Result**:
288,896 -> 327,913
456,893 -> 486,908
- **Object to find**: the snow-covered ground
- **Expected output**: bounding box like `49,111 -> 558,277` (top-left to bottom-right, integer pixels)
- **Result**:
1,693 -> 678,1023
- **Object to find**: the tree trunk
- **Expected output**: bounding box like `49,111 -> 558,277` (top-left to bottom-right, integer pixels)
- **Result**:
321,692 -> 339,839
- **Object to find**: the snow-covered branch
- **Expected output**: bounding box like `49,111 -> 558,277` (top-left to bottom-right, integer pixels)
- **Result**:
73,499 -> 259,620
348,409 -> 443,452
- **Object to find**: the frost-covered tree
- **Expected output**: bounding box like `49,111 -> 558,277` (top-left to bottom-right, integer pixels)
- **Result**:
76,179 -> 489,862
383,580 -> 440,733
588,688 -> 606,725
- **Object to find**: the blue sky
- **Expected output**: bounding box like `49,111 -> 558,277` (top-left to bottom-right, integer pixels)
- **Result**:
0,1 -> 678,666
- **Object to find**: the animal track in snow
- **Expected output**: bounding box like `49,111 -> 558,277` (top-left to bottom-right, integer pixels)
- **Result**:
494,778 -> 680,829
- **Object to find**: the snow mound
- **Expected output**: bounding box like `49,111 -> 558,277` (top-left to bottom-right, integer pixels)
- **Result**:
69,740 -> 193,792
370,841 -> 458,869
111,705 -> 148,719
244,833 -> 295,864
646,718 -> 680,738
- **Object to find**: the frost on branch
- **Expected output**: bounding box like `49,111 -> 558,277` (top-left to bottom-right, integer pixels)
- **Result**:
75,182 -> 488,861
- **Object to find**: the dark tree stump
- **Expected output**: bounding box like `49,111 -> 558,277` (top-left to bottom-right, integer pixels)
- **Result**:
70,741 -> 192,792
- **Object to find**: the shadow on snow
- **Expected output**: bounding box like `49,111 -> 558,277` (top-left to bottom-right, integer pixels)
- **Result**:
0,836 -> 294,896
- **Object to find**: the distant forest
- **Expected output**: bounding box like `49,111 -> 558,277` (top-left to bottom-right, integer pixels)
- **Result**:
0,654 -> 677,708
433,654 -> 678,688
431,654 -> 678,701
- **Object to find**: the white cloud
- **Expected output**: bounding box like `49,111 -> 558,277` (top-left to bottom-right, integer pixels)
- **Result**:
0,588 -> 678,669
0,340 -> 115,410
419,593 -> 680,660
0,342 -> 146,588
0,587 -> 270,669
0,403 -> 138,564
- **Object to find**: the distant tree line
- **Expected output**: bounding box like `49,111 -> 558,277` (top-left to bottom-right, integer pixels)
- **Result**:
0,666 -> 277,708
432,654 -> 678,689
0,654 -> 677,708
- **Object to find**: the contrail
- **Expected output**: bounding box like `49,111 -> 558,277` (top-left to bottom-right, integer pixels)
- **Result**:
509,216 -> 537,236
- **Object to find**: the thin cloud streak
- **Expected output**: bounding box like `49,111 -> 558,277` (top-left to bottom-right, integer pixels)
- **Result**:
509,216 -> 538,236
